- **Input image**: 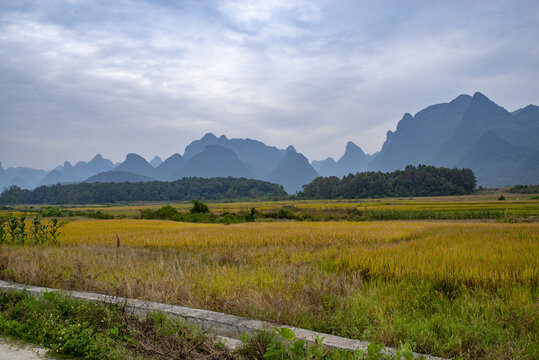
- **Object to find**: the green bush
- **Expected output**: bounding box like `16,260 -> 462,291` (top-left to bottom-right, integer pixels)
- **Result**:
221,213 -> 242,225
155,205 -> 180,220
87,211 -> 114,219
277,207 -> 296,220
40,207 -> 64,217
244,207 -> 256,222
190,200 -> 210,214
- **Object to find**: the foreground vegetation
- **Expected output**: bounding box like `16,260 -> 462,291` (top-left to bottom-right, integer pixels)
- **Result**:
0,290 -> 417,360
0,220 -> 537,359
0,216 -> 62,245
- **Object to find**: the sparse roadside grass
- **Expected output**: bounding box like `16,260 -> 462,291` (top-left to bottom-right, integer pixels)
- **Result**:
0,290 -> 420,360
0,289 -> 238,360
0,220 -> 537,359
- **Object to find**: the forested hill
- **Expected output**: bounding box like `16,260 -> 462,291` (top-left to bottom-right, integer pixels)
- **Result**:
0,177 -> 287,204
298,165 -> 476,199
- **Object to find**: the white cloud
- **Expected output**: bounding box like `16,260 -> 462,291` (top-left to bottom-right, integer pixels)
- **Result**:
0,0 -> 538,168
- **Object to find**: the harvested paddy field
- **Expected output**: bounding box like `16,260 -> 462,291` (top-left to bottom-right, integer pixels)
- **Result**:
0,220 -> 537,359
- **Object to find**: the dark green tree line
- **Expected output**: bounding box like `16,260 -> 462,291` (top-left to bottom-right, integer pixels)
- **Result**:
298,165 -> 476,199
0,177 -> 287,204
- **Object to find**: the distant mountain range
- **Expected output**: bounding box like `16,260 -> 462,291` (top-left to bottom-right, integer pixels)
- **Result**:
368,92 -> 538,187
1,92 -> 537,193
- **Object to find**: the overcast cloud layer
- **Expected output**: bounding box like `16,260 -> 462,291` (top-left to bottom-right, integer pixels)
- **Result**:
1,0 -> 538,169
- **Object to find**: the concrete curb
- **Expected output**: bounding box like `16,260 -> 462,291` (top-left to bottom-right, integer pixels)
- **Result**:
0,280 -> 443,359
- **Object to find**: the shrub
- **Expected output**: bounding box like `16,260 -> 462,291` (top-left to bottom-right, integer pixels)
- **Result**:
87,211 -> 114,219
244,207 -> 256,222
155,205 -> 180,220
277,207 -> 295,220
41,207 -> 64,217
190,200 -> 209,214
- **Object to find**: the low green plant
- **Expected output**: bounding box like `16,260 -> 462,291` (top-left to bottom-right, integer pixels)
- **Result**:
246,327 -> 416,360
86,211 -> 114,219
0,290 -> 236,360
191,199 -> 210,214
221,212 -> 242,225
154,205 -> 180,220
0,215 -> 62,246
41,207 -> 64,217
245,207 -> 257,222
277,207 -> 296,220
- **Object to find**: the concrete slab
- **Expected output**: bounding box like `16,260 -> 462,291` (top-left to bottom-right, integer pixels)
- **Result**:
0,338 -> 57,360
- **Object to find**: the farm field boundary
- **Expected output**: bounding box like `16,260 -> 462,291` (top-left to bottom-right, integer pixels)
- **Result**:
0,280 -> 443,360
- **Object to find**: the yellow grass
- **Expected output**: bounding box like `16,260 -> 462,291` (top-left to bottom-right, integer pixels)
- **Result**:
51,220 -> 539,288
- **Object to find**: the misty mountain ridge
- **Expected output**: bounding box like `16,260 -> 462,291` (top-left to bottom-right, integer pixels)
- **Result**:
153,153 -> 186,181
176,144 -> 255,179
2,91 -> 537,193
114,153 -> 155,177
0,162 -> 48,190
265,148 -> 319,193
37,154 -> 114,187
183,133 -> 290,176
149,156 -> 163,168
368,92 -> 538,187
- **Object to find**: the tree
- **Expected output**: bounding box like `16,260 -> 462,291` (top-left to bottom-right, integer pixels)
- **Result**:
190,199 -> 209,214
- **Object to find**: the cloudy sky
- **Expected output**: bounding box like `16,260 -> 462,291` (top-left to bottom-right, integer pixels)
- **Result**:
1,0 -> 538,169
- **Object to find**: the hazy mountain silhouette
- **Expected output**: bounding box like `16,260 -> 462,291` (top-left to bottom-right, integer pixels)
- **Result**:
0,163 -> 42,189
36,154 -> 114,187
73,154 -> 114,180
85,171 -> 156,183
114,153 -> 154,177
183,133 -> 289,176
153,153 -> 185,181
265,148 -> 319,193
368,92 -> 538,186
335,141 -> 370,176
312,142 -> 372,177
369,94 -> 472,171
149,156 -> 163,168
430,92 -> 536,166
176,145 -> 255,179
512,104 -> 539,121
312,157 -> 338,177
517,151 -> 539,185
455,131 -> 531,187
3,176 -> 29,190
3,92 -> 537,192
38,171 -> 69,186
38,161 -> 78,186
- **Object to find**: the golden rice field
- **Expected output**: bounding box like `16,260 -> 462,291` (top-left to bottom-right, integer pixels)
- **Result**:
0,219 -> 538,359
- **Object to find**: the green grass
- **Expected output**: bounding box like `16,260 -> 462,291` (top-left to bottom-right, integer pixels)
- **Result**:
0,290 -> 235,360
0,290 -> 421,360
